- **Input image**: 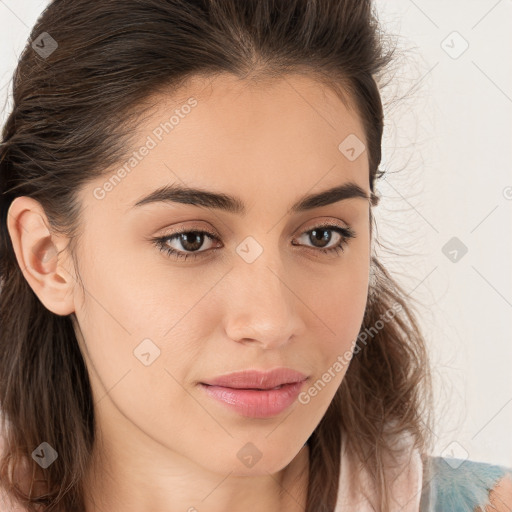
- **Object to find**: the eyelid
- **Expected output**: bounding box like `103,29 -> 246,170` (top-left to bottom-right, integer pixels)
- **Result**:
295,217 -> 349,234
151,222 -> 219,239
150,217 -> 355,263
154,217 -> 350,236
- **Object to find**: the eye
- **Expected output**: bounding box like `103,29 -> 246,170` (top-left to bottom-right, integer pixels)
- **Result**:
292,223 -> 356,257
151,229 -> 220,261
150,223 -> 356,261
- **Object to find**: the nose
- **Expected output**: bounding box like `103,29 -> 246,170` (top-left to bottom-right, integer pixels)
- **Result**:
222,253 -> 306,350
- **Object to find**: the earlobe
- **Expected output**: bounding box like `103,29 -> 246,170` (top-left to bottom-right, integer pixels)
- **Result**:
6,196 -> 76,316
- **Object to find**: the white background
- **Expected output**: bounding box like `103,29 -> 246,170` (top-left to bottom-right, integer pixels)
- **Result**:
0,0 -> 510,467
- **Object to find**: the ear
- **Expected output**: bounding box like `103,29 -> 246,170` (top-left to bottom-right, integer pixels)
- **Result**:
6,196 -> 76,316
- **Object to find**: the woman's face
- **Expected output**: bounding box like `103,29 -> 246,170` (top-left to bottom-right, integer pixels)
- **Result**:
71,73 -> 372,479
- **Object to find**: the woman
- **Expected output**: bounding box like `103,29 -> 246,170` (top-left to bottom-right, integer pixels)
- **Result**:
0,1 -> 511,511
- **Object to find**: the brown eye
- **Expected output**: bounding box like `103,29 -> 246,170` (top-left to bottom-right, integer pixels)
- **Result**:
152,224 -> 355,262
292,224 -> 356,255
152,229 -> 220,260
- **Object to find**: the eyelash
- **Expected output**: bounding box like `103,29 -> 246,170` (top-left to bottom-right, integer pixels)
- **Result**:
151,223 -> 356,262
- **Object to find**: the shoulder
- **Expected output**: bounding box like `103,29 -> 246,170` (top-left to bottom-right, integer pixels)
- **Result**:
420,455 -> 512,512
478,473 -> 512,512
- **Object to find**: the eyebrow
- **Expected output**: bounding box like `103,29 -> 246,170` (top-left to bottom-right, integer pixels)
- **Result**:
131,181 -> 377,214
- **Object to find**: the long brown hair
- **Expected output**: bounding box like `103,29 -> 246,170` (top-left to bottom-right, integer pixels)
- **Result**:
0,1 -> 434,510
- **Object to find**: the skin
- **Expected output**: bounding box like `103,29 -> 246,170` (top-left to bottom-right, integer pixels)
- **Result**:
7,73 -> 372,512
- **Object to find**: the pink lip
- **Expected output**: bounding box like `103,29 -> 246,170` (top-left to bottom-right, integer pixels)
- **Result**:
200,368 -> 308,418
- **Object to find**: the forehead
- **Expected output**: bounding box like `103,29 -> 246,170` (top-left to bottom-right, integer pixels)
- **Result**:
84,72 -> 370,213
143,71 -> 366,154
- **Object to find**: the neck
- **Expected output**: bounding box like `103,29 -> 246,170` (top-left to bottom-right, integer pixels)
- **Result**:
81,435 -> 310,512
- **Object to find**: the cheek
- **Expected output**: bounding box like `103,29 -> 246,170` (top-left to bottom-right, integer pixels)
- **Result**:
71,237 -> 202,406
72,263 -> 203,441
296,265 -> 369,413
306,257 -> 370,380
310,245 -> 370,335
316,279 -> 368,357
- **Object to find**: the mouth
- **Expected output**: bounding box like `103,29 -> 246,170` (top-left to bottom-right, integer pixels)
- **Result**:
201,368 -> 308,390
199,379 -> 308,419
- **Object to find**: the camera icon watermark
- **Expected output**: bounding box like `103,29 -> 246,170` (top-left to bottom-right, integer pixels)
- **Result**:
338,134 -> 366,161
442,236 -> 468,263
236,236 -> 263,264
32,442 -> 58,469
440,440 -> 469,469
441,31 -> 469,60
236,442 -> 262,468
133,338 -> 161,366
32,32 -> 58,59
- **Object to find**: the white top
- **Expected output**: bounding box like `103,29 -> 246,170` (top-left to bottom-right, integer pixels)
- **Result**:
336,428 -> 423,511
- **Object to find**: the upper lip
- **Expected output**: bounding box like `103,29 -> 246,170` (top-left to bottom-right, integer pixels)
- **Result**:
201,368 -> 308,390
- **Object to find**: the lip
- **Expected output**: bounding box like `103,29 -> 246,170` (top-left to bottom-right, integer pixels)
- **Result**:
199,368 -> 308,418
201,368 -> 308,390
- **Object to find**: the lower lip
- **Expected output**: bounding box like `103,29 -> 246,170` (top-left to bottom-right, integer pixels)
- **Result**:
200,380 -> 306,418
